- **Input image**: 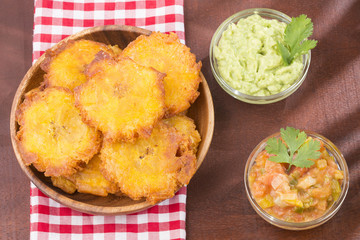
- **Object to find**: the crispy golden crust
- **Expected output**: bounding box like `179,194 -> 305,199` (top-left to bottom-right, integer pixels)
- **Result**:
75,53 -> 166,142
51,176 -> 77,194
100,121 -> 197,204
51,155 -> 119,196
16,87 -> 101,177
108,44 -> 122,56
121,32 -> 202,117
163,115 -> 201,155
41,39 -> 116,91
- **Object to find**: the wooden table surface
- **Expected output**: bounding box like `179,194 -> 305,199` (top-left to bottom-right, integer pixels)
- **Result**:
1,0 -> 359,239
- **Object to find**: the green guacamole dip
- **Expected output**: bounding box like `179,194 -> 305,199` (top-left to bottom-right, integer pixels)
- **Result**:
214,14 -> 303,96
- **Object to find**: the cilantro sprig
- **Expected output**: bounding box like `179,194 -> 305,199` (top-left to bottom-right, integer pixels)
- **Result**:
277,14 -> 318,65
265,127 -> 321,171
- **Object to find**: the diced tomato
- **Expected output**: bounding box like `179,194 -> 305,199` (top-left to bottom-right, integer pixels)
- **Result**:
326,156 -> 338,168
270,205 -> 288,217
265,160 -> 285,174
316,200 -> 327,211
290,166 -> 309,177
254,151 -> 269,167
317,139 -> 326,153
252,181 -> 268,198
271,174 -> 288,190
311,184 -> 331,199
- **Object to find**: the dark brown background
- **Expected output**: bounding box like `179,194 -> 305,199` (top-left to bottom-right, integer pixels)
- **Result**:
1,0 -> 359,239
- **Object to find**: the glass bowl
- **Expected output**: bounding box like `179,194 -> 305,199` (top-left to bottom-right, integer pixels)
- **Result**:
209,8 -> 311,104
244,130 -> 349,230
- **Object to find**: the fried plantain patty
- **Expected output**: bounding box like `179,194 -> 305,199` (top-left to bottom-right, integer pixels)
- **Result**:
51,154 -> 119,196
41,39 -> 117,91
121,32 -> 202,117
100,121 -> 197,204
75,53 -> 166,142
163,115 -> 201,155
16,87 -> 101,177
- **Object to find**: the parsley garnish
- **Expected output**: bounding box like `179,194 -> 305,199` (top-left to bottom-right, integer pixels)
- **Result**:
265,127 -> 321,171
277,14 -> 317,66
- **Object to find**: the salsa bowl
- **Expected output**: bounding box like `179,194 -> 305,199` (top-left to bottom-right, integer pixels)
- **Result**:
244,130 -> 349,230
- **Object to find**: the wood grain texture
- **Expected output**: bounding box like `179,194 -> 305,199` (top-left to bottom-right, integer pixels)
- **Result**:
0,0 -> 33,239
184,0 -> 360,239
1,0 -> 359,239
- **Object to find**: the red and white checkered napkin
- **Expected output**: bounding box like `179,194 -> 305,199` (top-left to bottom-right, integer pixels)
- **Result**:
30,0 -> 187,239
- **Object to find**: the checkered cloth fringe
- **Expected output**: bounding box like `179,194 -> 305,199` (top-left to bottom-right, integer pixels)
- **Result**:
30,1 -> 187,239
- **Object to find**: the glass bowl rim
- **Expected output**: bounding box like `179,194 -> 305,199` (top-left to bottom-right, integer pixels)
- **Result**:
243,130 -> 350,230
209,8 -> 311,104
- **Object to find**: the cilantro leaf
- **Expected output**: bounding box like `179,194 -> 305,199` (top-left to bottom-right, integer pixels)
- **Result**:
280,127 -> 306,154
293,140 -> 321,168
277,42 -> 291,66
285,14 -> 314,51
266,138 -> 289,163
292,39 -> 318,58
265,127 -> 321,171
278,14 -> 317,65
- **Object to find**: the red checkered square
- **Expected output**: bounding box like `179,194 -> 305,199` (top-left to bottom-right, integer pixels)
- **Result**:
31,0 -> 186,239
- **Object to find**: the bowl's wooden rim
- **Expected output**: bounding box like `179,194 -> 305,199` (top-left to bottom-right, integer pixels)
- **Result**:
10,25 -> 214,215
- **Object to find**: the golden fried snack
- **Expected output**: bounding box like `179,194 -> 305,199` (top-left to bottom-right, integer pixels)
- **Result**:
75,53 -> 166,142
51,176 -> 77,194
108,44 -> 122,56
41,39 -> 116,91
16,87 -> 101,177
121,32 -> 202,117
101,121 -> 197,204
163,115 -> 201,155
51,155 -> 119,196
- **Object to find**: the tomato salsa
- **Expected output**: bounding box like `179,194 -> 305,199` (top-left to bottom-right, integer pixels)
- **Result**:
249,138 -> 344,222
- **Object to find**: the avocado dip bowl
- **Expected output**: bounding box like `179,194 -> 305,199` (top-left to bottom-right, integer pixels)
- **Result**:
209,8 -> 311,104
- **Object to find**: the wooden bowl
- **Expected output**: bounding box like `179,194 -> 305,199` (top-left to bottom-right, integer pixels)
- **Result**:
10,25 -> 214,215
